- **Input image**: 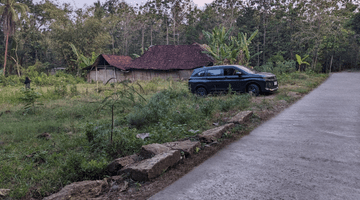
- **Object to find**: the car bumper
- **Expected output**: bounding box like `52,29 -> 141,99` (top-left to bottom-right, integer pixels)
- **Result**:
265,87 -> 278,92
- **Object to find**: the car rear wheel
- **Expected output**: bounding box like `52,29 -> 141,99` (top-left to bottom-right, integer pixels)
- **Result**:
247,84 -> 260,96
196,87 -> 207,96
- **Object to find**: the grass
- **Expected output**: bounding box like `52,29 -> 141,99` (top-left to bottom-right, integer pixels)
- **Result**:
0,71 -> 329,199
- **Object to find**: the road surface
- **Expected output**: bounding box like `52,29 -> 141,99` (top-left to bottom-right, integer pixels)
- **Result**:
150,72 -> 360,200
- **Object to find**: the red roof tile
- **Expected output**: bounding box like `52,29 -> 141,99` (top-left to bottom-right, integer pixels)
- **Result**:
101,54 -> 132,70
85,44 -> 213,71
128,44 -> 213,70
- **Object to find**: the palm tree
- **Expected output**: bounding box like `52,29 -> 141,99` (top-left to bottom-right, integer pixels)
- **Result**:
0,0 -> 28,76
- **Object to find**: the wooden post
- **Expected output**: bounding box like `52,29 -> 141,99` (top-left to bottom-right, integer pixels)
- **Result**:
113,67 -> 117,82
96,66 -> 98,93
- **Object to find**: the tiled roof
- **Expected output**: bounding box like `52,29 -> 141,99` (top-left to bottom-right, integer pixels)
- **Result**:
101,54 -> 132,70
128,44 -> 213,70
85,44 -> 213,71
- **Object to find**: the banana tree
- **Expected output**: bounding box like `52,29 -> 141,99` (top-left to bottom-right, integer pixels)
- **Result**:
202,26 -> 234,64
295,54 -> 310,72
70,43 -> 97,75
202,26 -> 261,66
232,29 -> 262,66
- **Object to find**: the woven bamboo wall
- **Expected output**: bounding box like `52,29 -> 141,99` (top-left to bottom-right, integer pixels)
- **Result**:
88,68 -> 193,83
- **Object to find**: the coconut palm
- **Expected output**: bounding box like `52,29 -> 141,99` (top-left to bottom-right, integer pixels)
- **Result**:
0,0 -> 28,76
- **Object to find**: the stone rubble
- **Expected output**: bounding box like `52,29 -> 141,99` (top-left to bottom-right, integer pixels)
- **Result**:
199,123 -> 235,143
162,140 -> 201,157
139,143 -> 171,159
45,110 -> 252,199
121,150 -> 181,181
107,154 -> 141,174
227,111 -> 253,124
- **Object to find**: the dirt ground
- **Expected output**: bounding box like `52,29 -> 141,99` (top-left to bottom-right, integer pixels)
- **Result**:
102,93 -> 302,200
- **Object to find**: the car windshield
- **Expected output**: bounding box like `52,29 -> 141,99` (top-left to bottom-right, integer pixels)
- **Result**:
235,65 -> 256,74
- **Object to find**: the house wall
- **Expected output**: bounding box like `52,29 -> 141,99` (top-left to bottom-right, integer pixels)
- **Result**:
87,67 -> 194,83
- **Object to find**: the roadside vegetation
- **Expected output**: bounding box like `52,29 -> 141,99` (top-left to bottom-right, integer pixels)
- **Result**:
0,69 -> 328,199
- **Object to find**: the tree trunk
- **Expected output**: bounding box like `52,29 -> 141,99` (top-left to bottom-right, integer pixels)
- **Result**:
257,42 -> 260,67
173,15 -> 176,45
15,42 -> 20,76
329,55 -> 333,73
150,25 -> 153,46
262,14 -> 267,64
141,27 -> 145,53
166,21 -> 169,45
3,33 -> 9,76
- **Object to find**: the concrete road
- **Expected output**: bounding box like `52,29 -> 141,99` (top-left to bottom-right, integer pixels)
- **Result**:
150,72 -> 360,200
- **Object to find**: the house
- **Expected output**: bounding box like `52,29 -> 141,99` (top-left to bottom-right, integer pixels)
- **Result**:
83,54 -> 133,83
84,44 -> 214,83
49,67 -> 66,75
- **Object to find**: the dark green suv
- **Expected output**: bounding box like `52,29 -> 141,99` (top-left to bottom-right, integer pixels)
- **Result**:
188,65 -> 278,96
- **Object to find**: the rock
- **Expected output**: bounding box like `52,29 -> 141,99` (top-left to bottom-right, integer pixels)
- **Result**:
121,150 -> 181,181
109,175 -> 124,184
37,132 -> 51,140
107,154 -> 141,174
162,140 -> 201,157
109,180 -> 128,193
136,133 -> 150,140
212,122 -> 219,126
43,180 -> 108,200
139,143 -> 171,159
0,189 -> 10,197
199,123 -> 235,143
227,111 -> 253,124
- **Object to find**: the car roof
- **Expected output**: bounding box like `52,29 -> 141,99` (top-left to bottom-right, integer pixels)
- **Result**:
194,65 -> 243,72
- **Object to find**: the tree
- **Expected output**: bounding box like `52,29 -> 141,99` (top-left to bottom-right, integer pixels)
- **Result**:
295,54 -> 309,72
0,0 -> 28,75
202,26 -> 260,66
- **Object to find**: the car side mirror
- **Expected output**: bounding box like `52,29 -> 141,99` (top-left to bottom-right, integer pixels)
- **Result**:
236,72 -> 242,76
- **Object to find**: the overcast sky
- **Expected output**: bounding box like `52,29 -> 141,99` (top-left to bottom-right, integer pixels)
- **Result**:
40,0 -> 214,9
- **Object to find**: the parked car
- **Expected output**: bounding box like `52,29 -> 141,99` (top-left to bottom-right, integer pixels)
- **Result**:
188,65 -> 278,96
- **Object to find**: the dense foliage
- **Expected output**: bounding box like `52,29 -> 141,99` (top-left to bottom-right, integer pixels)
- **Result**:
0,0 -> 359,77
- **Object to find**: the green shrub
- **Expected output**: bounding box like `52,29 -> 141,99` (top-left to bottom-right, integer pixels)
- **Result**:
127,90 -> 174,127
199,98 -> 217,117
19,88 -> 42,114
60,152 -> 108,185
273,60 -> 296,75
53,82 -> 68,97
255,62 -> 273,73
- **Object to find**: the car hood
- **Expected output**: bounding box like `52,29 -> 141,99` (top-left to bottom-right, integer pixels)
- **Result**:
257,72 -> 276,77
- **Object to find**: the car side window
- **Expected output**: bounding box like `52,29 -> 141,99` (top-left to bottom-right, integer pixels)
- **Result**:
224,68 -> 237,75
206,69 -> 223,76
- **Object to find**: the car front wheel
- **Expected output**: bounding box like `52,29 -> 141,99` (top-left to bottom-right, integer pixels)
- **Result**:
247,84 -> 260,96
196,87 -> 207,96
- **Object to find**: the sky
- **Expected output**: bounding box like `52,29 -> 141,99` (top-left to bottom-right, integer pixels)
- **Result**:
44,0 -> 214,9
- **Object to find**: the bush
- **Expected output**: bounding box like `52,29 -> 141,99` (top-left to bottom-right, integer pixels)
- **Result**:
273,60 -> 296,75
127,90 -> 174,127
60,152 -> 108,184
255,60 -> 296,75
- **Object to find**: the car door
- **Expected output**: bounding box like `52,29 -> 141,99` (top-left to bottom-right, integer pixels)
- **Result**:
205,68 -> 225,92
223,67 -> 242,91
236,68 -> 249,92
